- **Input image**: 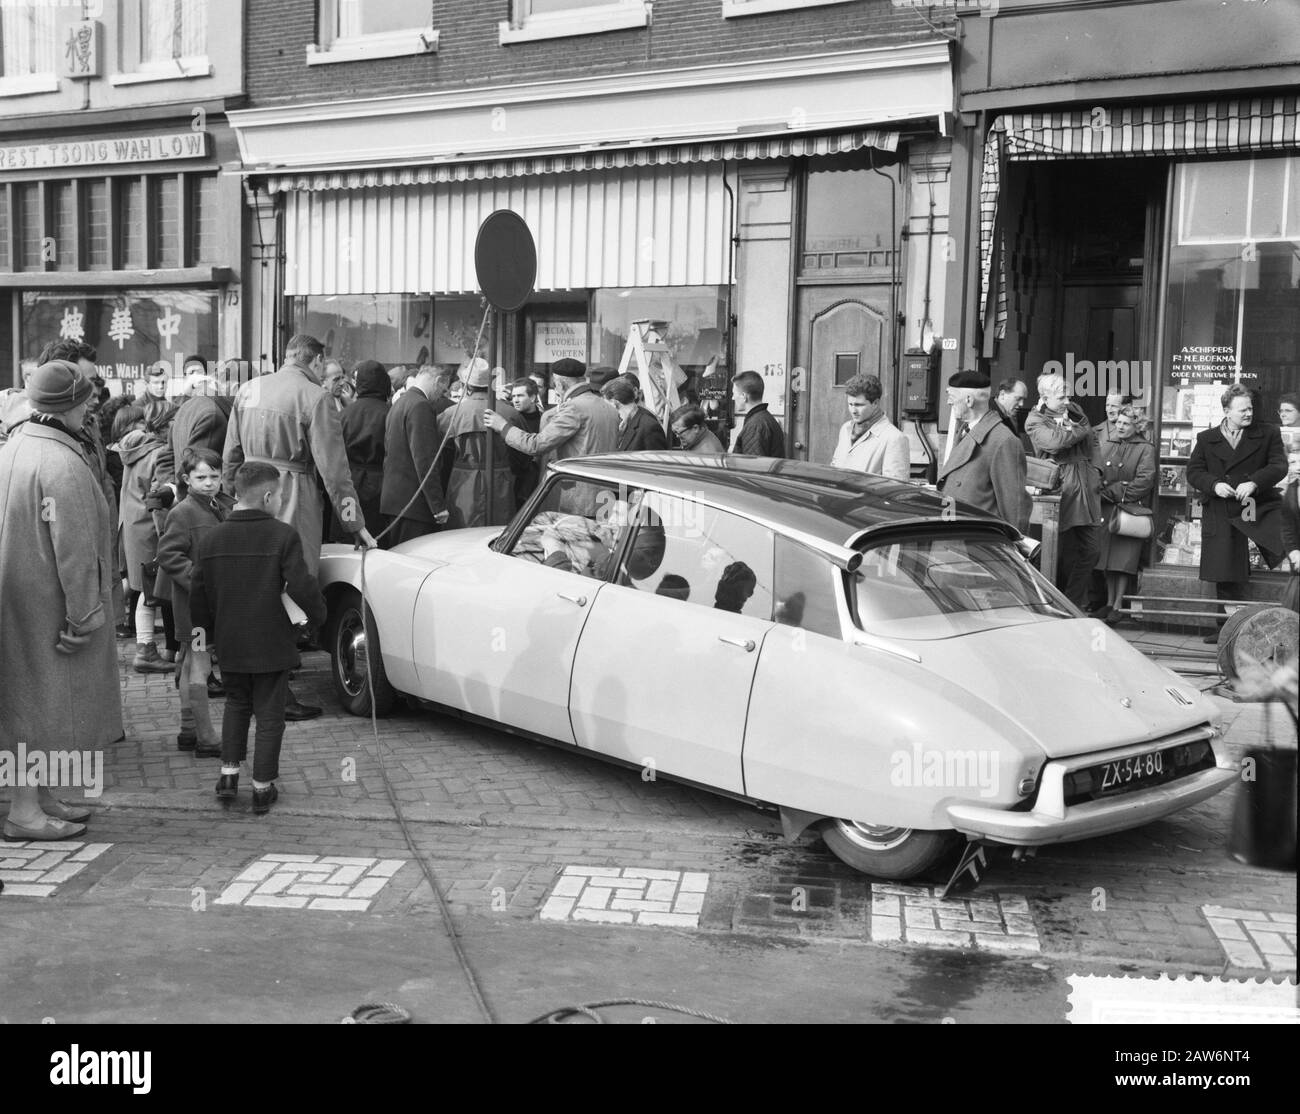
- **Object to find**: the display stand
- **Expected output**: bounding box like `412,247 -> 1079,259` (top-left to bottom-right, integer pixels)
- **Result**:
618,320 -> 685,435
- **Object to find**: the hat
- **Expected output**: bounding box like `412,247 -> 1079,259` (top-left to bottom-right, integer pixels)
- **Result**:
28,360 -> 93,414
551,358 -> 587,380
464,358 -> 493,390
587,366 -> 619,388
948,370 -> 991,390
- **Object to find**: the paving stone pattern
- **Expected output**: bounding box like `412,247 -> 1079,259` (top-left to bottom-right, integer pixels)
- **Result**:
1202,905 -> 1298,974
870,884 -> 1041,952
215,853 -> 408,911
0,842 -> 112,897
539,866 -> 710,926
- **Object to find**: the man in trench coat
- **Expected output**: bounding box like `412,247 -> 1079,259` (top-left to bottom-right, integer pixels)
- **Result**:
0,361 -> 122,841
1186,384 -> 1286,632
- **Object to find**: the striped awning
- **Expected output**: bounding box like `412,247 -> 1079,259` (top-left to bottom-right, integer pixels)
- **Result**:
980,95 -> 1300,349
265,128 -> 899,194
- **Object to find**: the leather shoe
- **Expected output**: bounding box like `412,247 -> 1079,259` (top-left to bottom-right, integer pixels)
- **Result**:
194,738 -> 222,758
284,700 -> 322,722
177,730 -> 197,751
206,673 -> 225,698
216,774 -> 239,801
39,799 -> 92,823
251,783 -> 279,815
4,816 -> 86,842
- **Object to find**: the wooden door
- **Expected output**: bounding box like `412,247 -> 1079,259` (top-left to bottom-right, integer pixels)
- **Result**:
1057,283 -> 1143,426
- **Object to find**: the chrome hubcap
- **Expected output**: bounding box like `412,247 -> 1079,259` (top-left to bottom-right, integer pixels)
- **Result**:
834,820 -> 912,852
336,610 -> 369,698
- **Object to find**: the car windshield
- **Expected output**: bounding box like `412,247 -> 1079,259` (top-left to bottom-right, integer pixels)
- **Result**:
853,532 -> 1076,640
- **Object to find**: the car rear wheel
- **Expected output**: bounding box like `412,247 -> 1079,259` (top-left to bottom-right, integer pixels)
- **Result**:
819,819 -> 958,880
330,589 -> 397,718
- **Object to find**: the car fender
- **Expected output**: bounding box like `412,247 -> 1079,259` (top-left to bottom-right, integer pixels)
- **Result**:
745,626 -> 1043,831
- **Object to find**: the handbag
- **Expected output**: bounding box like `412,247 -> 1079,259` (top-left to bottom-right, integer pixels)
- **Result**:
1110,505 -> 1154,539
1025,455 -> 1060,491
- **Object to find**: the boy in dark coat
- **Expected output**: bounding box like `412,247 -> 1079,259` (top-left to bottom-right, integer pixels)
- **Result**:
156,447 -> 232,755
191,462 -> 326,813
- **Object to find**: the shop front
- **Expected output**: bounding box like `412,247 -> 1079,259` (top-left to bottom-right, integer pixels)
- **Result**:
0,117 -> 244,396
230,42 -> 953,454
976,99 -> 1299,587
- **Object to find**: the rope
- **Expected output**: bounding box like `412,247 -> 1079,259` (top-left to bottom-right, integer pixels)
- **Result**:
527,999 -> 736,1025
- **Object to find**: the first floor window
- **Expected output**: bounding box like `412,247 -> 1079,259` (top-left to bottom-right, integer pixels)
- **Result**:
336,0 -> 430,39
0,3 -> 58,78
141,0 -> 208,66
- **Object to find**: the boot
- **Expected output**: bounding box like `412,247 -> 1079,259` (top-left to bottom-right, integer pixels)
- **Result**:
133,642 -> 175,674
177,699 -> 197,751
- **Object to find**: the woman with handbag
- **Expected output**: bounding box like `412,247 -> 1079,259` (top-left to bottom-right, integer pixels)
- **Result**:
1097,405 -> 1157,623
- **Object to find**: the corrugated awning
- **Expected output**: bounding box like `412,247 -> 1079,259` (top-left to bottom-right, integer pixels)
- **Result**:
265,128 -> 899,194
980,95 -> 1300,348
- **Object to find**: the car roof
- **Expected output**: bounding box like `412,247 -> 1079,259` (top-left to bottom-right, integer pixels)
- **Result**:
552,453 -> 1019,554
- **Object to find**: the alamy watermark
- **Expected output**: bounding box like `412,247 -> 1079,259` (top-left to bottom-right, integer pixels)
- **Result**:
890,741 -> 1001,798
0,744 -> 103,799
1040,353 -> 1151,400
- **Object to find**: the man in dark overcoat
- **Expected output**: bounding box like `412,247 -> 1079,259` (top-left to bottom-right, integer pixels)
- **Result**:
1186,384 -> 1287,634
937,371 -> 1030,533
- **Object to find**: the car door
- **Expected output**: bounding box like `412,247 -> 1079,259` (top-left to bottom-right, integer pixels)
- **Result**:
569,491 -> 776,795
411,475 -> 634,744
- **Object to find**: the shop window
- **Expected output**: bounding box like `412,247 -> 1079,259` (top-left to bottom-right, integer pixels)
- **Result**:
803,154 -> 898,273
1156,155 -> 1300,571
0,4 -> 59,93
14,183 -> 41,272
499,0 -> 650,45
84,181 -> 110,269
309,0 -> 439,64
52,183 -> 76,272
593,286 -> 729,408
21,289 -> 220,394
119,180 -> 147,270
189,174 -> 219,265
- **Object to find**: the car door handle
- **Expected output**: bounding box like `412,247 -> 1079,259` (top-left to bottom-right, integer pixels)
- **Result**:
718,636 -> 756,652
557,592 -> 588,607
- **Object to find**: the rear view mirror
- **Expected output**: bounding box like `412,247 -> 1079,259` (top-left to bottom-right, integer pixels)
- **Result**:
1015,536 -> 1042,563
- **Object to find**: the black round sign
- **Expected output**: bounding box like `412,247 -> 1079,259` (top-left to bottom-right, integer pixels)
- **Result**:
474,210 -> 537,313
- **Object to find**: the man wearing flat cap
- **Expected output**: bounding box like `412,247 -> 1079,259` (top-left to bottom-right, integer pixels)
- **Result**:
0,361 -> 122,842
938,371 -> 1030,533
438,358 -> 527,528
485,357 -> 618,470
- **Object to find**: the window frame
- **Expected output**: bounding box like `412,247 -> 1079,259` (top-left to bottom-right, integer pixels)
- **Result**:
112,0 -> 212,86
498,0 -> 651,46
307,0 -> 439,66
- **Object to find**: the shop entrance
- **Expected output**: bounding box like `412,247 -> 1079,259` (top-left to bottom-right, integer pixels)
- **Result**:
795,284 -> 891,464
1057,282 -> 1144,426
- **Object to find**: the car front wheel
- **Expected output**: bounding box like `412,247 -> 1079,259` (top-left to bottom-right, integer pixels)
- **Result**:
329,589 -> 398,718
819,819 -> 957,881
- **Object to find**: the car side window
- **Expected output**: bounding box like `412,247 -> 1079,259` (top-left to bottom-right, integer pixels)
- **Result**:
774,536 -> 843,639
507,476 -> 640,581
622,492 -> 775,620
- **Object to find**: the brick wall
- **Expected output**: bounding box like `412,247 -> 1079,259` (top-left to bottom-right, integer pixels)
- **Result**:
247,0 -> 947,106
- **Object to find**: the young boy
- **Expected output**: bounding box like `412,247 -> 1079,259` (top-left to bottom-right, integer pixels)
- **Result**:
155,447 -> 232,755
190,462 -> 326,813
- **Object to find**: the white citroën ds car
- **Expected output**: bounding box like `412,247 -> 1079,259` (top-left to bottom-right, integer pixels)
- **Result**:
318,454 -> 1235,880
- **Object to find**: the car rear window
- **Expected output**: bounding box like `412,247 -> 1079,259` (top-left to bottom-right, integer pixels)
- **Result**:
853,532 -> 1075,639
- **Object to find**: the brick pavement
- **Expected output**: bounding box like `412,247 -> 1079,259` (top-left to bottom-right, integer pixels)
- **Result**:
0,638 -> 1293,988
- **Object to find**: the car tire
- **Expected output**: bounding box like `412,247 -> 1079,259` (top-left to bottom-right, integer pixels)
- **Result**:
819,819 -> 958,881
329,588 -> 398,718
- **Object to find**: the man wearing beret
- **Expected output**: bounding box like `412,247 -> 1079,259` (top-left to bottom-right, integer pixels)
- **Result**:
938,371 -> 1030,533
485,357 -> 618,469
0,361 -> 122,841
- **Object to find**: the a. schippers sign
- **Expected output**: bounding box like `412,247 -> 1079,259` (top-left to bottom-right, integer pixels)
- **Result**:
0,132 -> 208,172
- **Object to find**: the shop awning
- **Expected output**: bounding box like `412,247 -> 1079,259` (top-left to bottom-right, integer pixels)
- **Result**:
980,95 -> 1300,349
285,163 -> 732,296
265,128 -> 899,194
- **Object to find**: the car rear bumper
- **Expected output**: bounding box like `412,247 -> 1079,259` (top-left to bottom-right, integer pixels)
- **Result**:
943,727 -> 1235,846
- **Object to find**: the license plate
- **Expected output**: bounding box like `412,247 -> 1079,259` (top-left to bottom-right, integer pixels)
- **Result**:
1099,750 -> 1165,791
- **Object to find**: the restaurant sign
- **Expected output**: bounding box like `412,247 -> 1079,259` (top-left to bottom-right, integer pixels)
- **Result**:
0,132 -> 208,172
